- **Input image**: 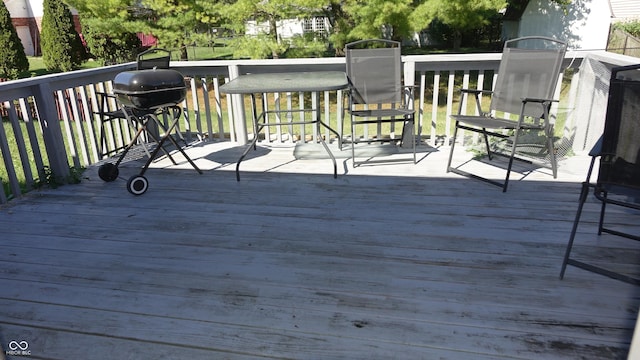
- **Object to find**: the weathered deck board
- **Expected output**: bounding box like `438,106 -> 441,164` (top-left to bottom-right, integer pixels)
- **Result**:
1,142 -> 639,359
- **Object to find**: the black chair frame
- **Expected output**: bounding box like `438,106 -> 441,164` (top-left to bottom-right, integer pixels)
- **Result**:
560,63 -> 640,285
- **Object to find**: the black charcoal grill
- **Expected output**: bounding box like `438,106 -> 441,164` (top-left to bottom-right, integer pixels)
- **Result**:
98,69 -> 202,195
113,69 -> 187,110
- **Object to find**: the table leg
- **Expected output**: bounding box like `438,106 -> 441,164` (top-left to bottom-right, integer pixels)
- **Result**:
313,91 -> 338,179
236,94 -> 261,181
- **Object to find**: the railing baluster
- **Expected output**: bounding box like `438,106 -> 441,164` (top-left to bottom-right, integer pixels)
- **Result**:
188,77 -> 201,140
19,97 -> 45,174
7,101 -> 33,189
446,71 -> 455,142
212,77 -> 225,140
199,77 -> 211,141
78,86 -> 100,162
56,89 -> 81,169
431,71 -> 440,147
68,87 -> 91,166
0,103 -> 21,198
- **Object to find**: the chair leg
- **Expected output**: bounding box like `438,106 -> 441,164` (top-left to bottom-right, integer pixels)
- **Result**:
446,122 -> 460,172
339,123 -> 343,151
482,129 -> 492,160
560,181 -> 590,279
100,122 -> 107,158
400,117 -> 417,163
351,116 -> 357,167
547,127 -> 558,178
411,118 -> 416,164
598,190 -> 608,235
503,129 -> 522,192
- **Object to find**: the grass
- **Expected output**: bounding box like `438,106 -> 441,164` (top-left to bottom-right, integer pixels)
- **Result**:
179,44 -> 236,61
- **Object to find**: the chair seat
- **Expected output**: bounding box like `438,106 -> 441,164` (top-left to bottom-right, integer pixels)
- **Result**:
452,114 -> 545,130
350,108 -> 414,118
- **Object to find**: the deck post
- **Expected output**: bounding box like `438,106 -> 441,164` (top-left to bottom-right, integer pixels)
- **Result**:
403,58 -> 416,109
228,65 -> 248,145
32,82 -> 70,182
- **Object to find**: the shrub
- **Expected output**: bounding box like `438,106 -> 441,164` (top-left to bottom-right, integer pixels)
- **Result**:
0,1 -> 28,79
41,0 -> 87,72
82,19 -> 143,65
612,20 -> 640,38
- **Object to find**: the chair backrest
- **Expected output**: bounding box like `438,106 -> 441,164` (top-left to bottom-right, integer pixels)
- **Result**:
137,48 -> 171,70
598,63 -> 640,191
490,36 -> 567,118
345,39 -> 402,105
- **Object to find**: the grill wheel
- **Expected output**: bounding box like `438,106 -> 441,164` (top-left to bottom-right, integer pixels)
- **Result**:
126,175 -> 149,195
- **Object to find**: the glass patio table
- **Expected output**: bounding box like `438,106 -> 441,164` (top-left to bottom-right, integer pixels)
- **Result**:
220,71 -> 348,181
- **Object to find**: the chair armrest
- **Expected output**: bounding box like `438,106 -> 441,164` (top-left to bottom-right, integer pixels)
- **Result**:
95,91 -> 128,119
402,85 -> 416,109
402,84 -> 416,95
521,97 -> 559,103
96,91 -> 118,102
460,88 -> 493,95
346,87 -> 365,105
95,92 -> 116,114
455,88 -> 492,116
519,97 -> 559,123
589,135 -> 603,157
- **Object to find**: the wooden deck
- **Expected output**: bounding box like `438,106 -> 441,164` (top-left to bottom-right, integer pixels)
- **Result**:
1,141 -> 639,360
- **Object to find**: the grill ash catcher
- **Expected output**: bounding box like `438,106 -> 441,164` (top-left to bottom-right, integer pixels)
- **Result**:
97,69 -> 202,195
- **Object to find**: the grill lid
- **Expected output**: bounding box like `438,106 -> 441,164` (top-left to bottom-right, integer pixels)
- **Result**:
113,69 -> 186,95
113,69 -> 186,109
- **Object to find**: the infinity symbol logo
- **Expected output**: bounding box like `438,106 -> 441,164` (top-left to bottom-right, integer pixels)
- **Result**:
8,340 -> 29,351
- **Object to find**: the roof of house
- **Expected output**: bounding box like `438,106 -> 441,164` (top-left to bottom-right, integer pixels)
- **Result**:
609,0 -> 640,19
504,0 -> 640,22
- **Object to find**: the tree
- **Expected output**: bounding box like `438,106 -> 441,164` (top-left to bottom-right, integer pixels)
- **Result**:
64,0 -> 143,65
41,0 -> 86,71
68,0 -> 211,61
81,19 -> 143,65
139,0 -> 209,60
319,0 -> 355,56
212,0 -> 306,59
410,0 -> 508,50
344,0 -> 413,43
63,0 -> 132,19
0,0 -> 29,79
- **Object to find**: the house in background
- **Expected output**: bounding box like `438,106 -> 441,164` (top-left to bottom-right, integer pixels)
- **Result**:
503,0 -> 640,51
4,0 -> 80,56
245,16 -> 330,42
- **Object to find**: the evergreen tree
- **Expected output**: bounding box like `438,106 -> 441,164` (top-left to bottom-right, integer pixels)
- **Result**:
0,0 -> 29,79
41,0 -> 86,72
64,0 -> 143,65
410,0 -> 507,50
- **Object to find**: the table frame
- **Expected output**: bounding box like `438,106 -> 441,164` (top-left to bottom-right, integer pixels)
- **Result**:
220,71 -> 348,181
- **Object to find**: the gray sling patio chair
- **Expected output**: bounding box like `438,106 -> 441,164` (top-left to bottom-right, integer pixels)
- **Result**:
560,63 -> 640,285
446,36 -> 567,192
343,39 -> 416,167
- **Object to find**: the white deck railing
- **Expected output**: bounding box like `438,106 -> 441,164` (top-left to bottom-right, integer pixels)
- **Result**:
0,50 -> 637,203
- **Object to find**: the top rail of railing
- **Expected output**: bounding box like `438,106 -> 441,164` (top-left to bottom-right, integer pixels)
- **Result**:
0,50 -> 637,203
